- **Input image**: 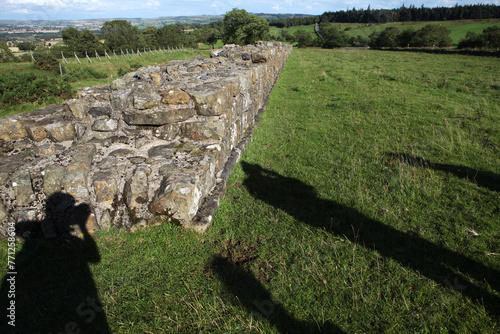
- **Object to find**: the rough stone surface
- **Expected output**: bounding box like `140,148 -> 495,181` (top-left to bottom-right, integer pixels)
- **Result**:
0,42 -> 292,236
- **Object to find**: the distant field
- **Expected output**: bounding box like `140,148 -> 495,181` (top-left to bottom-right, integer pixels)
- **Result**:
324,19 -> 500,44
270,24 -> 316,37
1,48 -> 498,333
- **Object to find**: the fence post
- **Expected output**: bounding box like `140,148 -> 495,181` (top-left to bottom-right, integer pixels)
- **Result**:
85,51 -> 92,63
95,50 -> 102,61
74,52 -> 81,64
61,51 -> 68,64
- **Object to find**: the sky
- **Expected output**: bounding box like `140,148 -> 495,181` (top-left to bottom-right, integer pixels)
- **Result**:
1,0 -> 498,21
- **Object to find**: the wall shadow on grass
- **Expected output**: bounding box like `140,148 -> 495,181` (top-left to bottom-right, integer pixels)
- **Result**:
209,255 -> 345,333
387,153 -> 500,192
240,161 -> 499,317
0,193 -> 110,334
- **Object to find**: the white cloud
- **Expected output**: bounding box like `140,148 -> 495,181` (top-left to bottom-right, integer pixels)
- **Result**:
145,0 -> 160,8
12,9 -> 32,14
272,4 -> 281,10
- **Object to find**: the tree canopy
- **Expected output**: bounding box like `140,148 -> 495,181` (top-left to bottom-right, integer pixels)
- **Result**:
101,20 -> 145,51
221,9 -> 269,45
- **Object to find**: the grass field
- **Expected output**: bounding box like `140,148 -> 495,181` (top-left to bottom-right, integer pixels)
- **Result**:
278,19 -> 500,44
1,48 -> 499,333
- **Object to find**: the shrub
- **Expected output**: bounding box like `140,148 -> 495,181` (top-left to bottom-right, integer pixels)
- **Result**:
64,66 -> 108,82
0,72 -> 72,106
33,52 -> 60,72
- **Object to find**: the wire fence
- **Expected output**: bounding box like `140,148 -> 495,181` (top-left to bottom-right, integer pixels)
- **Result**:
31,46 -> 194,65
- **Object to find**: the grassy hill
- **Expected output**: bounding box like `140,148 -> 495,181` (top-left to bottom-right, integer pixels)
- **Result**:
1,47 -> 498,333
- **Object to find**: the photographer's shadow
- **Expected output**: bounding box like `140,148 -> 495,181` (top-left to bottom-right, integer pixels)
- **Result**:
240,162 -> 499,317
0,192 -> 110,334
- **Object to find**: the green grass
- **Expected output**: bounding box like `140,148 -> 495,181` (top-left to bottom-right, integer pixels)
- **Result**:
1,48 -> 499,333
323,19 -> 500,44
270,24 -> 316,37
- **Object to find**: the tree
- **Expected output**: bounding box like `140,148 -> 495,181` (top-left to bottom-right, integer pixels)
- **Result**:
78,30 -> 103,54
143,26 -> 159,48
397,28 -> 416,47
156,24 -> 195,48
458,26 -> 500,49
17,42 -> 36,51
482,26 -> 500,49
62,28 -> 102,56
101,20 -> 144,51
458,31 -> 485,49
0,42 -> 18,63
62,27 -> 81,52
321,26 -> 349,48
294,30 -> 313,47
370,27 -> 400,47
413,24 -> 452,47
221,9 -> 269,45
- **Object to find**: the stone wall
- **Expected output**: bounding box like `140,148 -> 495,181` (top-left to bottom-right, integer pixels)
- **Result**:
0,42 -> 292,237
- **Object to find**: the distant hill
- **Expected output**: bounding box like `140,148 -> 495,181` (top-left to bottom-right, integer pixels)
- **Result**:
0,13 -> 314,30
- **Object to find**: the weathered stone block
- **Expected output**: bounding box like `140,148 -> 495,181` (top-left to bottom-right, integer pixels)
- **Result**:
12,169 -> 35,206
43,165 -> 65,196
93,171 -> 117,206
150,173 -> 202,223
181,119 -> 226,140
92,119 -> 118,132
124,167 -> 150,210
26,124 -> 48,142
186,86 -> 230,116
65,99 -> 89,119
252,51 -> 268,63
88,106 -> 112,117
111,87 -> 133,110
159,88 -> 191,105
148,145 -> 176,159
62,165 -> 90,201
133,92 -> 161,110
62,144 -> 96,201
0,118 -> 28,141
154,124 -> 181,141
44,122 -> 76,142
123,106 -> 196,126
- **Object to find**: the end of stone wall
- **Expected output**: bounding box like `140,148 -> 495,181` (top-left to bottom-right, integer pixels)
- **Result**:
0,42 -> 292,238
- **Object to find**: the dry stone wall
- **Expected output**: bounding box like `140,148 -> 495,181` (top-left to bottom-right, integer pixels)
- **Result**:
0,42 -> 292,236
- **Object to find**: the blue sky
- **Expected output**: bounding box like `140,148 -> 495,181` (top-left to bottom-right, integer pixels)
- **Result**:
1,0 -> 498,20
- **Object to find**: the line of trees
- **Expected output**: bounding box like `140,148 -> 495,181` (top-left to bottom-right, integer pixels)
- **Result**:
269,4 -> 500,27
320,4 -> 500,24
61,20 -> 198,58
